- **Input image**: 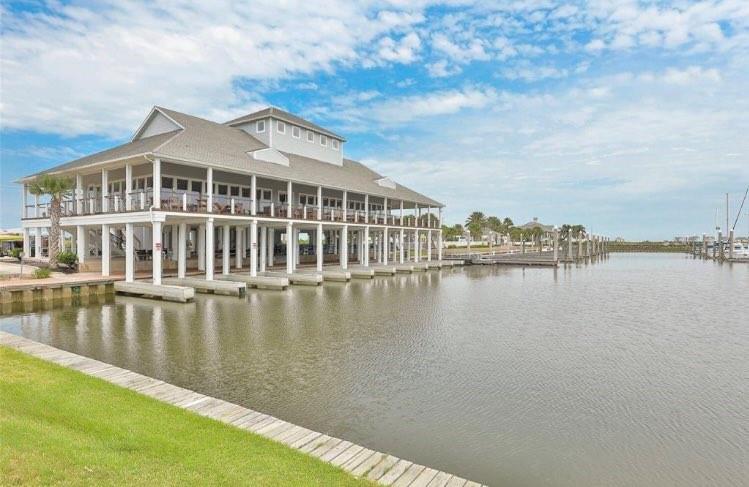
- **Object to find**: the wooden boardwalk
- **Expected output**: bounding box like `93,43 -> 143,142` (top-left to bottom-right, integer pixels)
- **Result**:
0,331 -> 485,487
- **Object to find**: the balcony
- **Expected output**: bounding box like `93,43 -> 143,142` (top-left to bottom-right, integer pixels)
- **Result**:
23,192 -> 440,229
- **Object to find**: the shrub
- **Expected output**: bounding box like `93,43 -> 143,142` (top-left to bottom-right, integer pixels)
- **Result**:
32,268 -> 51,279
10,248 -> 22,260
56,251 -> 78,270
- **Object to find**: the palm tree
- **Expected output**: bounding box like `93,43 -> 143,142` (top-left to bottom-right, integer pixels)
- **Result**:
465,211 -> 486,242
27,174 -> 75,268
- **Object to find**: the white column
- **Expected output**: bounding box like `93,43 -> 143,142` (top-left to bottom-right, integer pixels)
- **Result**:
125,164 -> 133,210
152,221 -> 162,285
268,228 -> 275,267
384,198 -> 389,225
250,220 -> 258,277
292,228 -> 299,270
287,180 -> 293,217
178,223 -> 187,278
260,226 -> 267,272
414,230 -> 419,262
438,230 -> 443,260
235,227 -> 243,269
206,167 -> 214,212
427,230 -> 432,261
75,174 -> 83,214
316,223 -> 323,272
21,184 -> 28,219
22,228 -> 30,257
317,186 -> 322,220
76,225 -> 86,262
222,225 -> 230,275
365,194 -> 369,223
364,226 -> 370,266
101,169 -> 109,212
101,224 -> 110,276
33,227 -> 42,258
341,226 -> 348,269
197,224 -> 206,271
205,219 -> 215,280
125,223 -> 134,282
342,191 -> 348,222
383,227 -> 389,265
152,158 -> 161,209
399,228 -> 405,263
286,222 -> 293,274
250,174 -> 257,216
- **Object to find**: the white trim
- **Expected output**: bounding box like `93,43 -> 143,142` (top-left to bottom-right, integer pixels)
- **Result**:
130,106 -> 185,142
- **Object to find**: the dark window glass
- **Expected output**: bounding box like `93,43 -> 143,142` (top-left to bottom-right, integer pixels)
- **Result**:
161,177 -> 173,189
241,187 -> 250,198
218,184 -> 228,195
191,181 -> 202,193
230,186 -> 240,196
176,179 -> 188,190
146,177 -> 153,188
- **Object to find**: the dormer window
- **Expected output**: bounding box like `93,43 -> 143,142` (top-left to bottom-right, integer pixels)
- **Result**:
277,121 -> 286,134
256,120 -> 265,133
292,125 -> 300,138
332,139 -> 339,151
307,130 -> 314,143
320,134 -> 327,147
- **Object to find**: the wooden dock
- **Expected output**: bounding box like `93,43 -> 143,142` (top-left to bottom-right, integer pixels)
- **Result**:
0,331 -> 486,487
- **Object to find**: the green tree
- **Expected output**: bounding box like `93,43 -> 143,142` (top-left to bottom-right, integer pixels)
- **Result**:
465,212 -> 486,241
27,174 -> 75,268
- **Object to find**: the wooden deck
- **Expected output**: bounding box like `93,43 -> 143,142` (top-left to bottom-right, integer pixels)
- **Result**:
0,331 -> 485,487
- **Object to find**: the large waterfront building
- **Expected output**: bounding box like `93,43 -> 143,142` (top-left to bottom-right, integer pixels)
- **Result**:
18,106 -> 444,282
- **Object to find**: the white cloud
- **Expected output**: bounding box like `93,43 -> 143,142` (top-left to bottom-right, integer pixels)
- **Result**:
0,1 -> 428,136
376,32 -> 421,64
426,60 -> 462,78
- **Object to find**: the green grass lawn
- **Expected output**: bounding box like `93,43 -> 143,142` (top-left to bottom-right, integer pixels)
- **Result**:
0,346 -> 371,486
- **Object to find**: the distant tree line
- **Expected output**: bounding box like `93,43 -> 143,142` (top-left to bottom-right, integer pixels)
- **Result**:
442,212 -> 587,247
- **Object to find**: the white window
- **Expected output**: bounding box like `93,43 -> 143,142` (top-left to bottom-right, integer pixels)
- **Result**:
292,126 -> 301,138
277,120 -> 286,134
320,134 -> 327,147
332,139 -> 339,150
307,130 -> 314,143
256,120 -> 265,133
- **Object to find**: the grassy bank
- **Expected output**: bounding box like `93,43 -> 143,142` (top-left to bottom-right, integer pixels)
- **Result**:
0,346 -> 370,486
607,242 -> 689,253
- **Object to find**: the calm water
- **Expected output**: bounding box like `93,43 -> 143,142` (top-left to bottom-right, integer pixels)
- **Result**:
2,254 -> 748,486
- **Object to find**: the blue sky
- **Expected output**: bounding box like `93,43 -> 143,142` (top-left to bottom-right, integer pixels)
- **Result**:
1,0 -> 748,239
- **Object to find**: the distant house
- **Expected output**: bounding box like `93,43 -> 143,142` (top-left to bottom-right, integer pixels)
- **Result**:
518,217 -> 554,232
0,230 -> 23,255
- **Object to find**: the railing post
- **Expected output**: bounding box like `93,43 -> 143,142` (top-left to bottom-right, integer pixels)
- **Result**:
231,198 -> 235,214
182,193 -> 187,211
270,202 -> 275,217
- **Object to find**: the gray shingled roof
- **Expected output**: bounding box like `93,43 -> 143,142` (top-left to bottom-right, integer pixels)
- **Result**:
224,106 -> 345,141
23,107 -> 442,207
25,130 -> 179,179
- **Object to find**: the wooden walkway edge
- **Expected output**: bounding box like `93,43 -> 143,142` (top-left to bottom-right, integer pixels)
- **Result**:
0,331 -> 485,487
